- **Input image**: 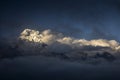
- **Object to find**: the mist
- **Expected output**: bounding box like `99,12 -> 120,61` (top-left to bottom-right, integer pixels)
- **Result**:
0,56 -> 120,80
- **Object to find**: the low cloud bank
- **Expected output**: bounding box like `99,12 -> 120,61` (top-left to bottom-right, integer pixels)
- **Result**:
14,29 -> 120,63
0,55 -> 120,80
0,29 -> 120,80
1,28 -> 120,62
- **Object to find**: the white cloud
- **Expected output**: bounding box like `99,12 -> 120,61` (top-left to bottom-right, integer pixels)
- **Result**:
19,28 -> 120,51
17,28 -> 120,62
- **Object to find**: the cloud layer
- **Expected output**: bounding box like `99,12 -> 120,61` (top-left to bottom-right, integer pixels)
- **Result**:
16,29 -> 120,62
19,29 -> 120,50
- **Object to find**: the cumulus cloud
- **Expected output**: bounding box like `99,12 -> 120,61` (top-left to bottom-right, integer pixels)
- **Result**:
19,28 -> 120,50
16,28 -> 120,62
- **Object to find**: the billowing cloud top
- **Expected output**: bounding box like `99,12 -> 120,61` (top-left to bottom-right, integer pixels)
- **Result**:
19,29 -> 120,50
18,29 -> 120,62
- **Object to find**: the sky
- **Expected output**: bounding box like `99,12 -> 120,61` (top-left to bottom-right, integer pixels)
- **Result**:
0,0 -> 120,40
1,0 -> 120,80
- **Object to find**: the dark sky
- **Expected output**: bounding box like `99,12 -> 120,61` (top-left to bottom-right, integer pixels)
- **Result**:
1,1 -> 120,80
0,0 -> 120,40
